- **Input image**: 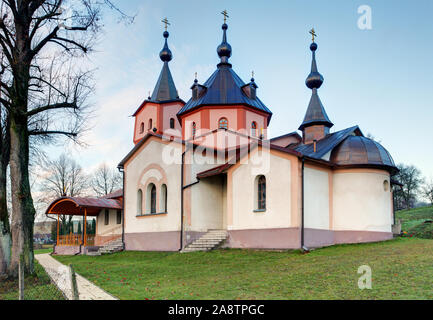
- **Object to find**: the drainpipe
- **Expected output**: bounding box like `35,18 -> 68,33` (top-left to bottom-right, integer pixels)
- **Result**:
75,244 -> 82,255
301,157 -> 309,252
180,151 -> 185,251
117,165 -> 125,249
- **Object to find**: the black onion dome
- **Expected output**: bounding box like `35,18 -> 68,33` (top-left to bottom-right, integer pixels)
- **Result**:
330,135 -> 397,172
305,42 -> 324,89
217,23 -> 232,63
159,31 -> 172,62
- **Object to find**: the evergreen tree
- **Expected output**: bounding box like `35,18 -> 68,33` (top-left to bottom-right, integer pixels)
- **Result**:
50,222 -> 57,243
91,219 -> 96,235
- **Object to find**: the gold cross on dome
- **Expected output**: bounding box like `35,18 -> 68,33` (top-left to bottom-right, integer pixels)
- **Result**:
309,28 -> 317,42
221,10 -> 229,23
162,17 -> 170,31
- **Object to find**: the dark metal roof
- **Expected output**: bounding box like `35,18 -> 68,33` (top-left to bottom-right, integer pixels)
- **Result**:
150,62 -> 180,103
177,65 -> 272,119
177,22 -> 272,121
330,135 -> 397,170
299,41 -> 333,131
294,126 -> 361,159
299,89 -> 333,130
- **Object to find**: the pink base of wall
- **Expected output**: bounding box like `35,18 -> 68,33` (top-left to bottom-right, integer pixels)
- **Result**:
125,231 -> 180,251
53,245 -> 82,255
226,228 -> 393,249
225,228 -> 301,249
53,245 -> 102,255
121,228 -> 394,252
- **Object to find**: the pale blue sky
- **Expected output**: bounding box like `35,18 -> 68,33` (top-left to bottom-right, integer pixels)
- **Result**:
47,0 -> 433,180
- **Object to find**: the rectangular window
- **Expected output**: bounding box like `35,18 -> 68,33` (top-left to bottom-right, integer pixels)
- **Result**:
104,209 -> 109,225
117,210 -> 122,224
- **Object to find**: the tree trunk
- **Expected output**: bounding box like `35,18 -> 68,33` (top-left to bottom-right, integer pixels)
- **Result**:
0,162 -> 11,277
0,116 -> 11,277
9,115 -> 35,276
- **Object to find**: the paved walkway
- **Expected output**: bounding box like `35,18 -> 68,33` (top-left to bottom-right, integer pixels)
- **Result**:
35,253 -> 117,300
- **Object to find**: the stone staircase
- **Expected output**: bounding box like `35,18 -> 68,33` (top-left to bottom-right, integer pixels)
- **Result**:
182,229 -> 228,252
86,238 -> 124,256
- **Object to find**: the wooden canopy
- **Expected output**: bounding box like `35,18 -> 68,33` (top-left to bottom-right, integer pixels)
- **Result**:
46,197 -> 122,217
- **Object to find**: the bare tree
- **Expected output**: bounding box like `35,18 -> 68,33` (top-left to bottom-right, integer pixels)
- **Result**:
38,153 -> 88,202
393,164 -> 424,210
423,179 -> 433,206
37,153 -> 88,235
0,0 -> 133,276
91,163 -> 121,196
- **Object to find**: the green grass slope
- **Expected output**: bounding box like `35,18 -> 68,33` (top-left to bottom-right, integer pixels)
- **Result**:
396,205 -> 433,239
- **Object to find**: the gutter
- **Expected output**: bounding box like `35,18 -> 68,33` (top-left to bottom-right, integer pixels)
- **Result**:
301,157 -> 309,252
75,244 -> 82,255
180,151 -> 185,251
117,165 -> 125,250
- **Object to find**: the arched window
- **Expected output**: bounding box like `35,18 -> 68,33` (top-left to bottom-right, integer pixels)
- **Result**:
218,117 -> 228,130
383,180 -> 389,192
256,175 -> 266,210
140,122 -> 144,134
137,189 -> 143,215
148,119 -> 153,130
251,121 -> 257,137
151,184 -> 156,213
160,184 -> 167,213
192,122 -> 196,138
170,118 -> 175,129
146,183 -> 157,214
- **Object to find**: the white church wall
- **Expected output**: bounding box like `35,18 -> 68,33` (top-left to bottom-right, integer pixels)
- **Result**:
189,148 -> 225,184
229,149 -> 292,230
124,138 -> 182,234
96,209 -> 122,236
190,176 -> 224,232
304,166 -> 330,230
333,170 -> 392,233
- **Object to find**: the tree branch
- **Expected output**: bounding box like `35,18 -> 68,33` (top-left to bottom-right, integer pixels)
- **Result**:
50,36 -> 88,52
27,101 -> 78,117
29,130 -> 77,137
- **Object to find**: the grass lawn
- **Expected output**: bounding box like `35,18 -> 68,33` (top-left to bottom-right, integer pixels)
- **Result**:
54,237 -> 433,300
34,248 -> 53,255
0,261 -> 65,300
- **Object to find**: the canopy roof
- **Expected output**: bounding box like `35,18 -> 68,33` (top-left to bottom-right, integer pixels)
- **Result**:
46,197 -> 122,216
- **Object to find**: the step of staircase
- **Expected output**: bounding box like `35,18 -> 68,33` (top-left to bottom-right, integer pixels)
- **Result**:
182,229 -> 227,253
86,238 -> 124,256
86,251 -> 101,256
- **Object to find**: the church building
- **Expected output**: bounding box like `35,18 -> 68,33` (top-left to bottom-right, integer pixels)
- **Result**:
46,15 -> 399,254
